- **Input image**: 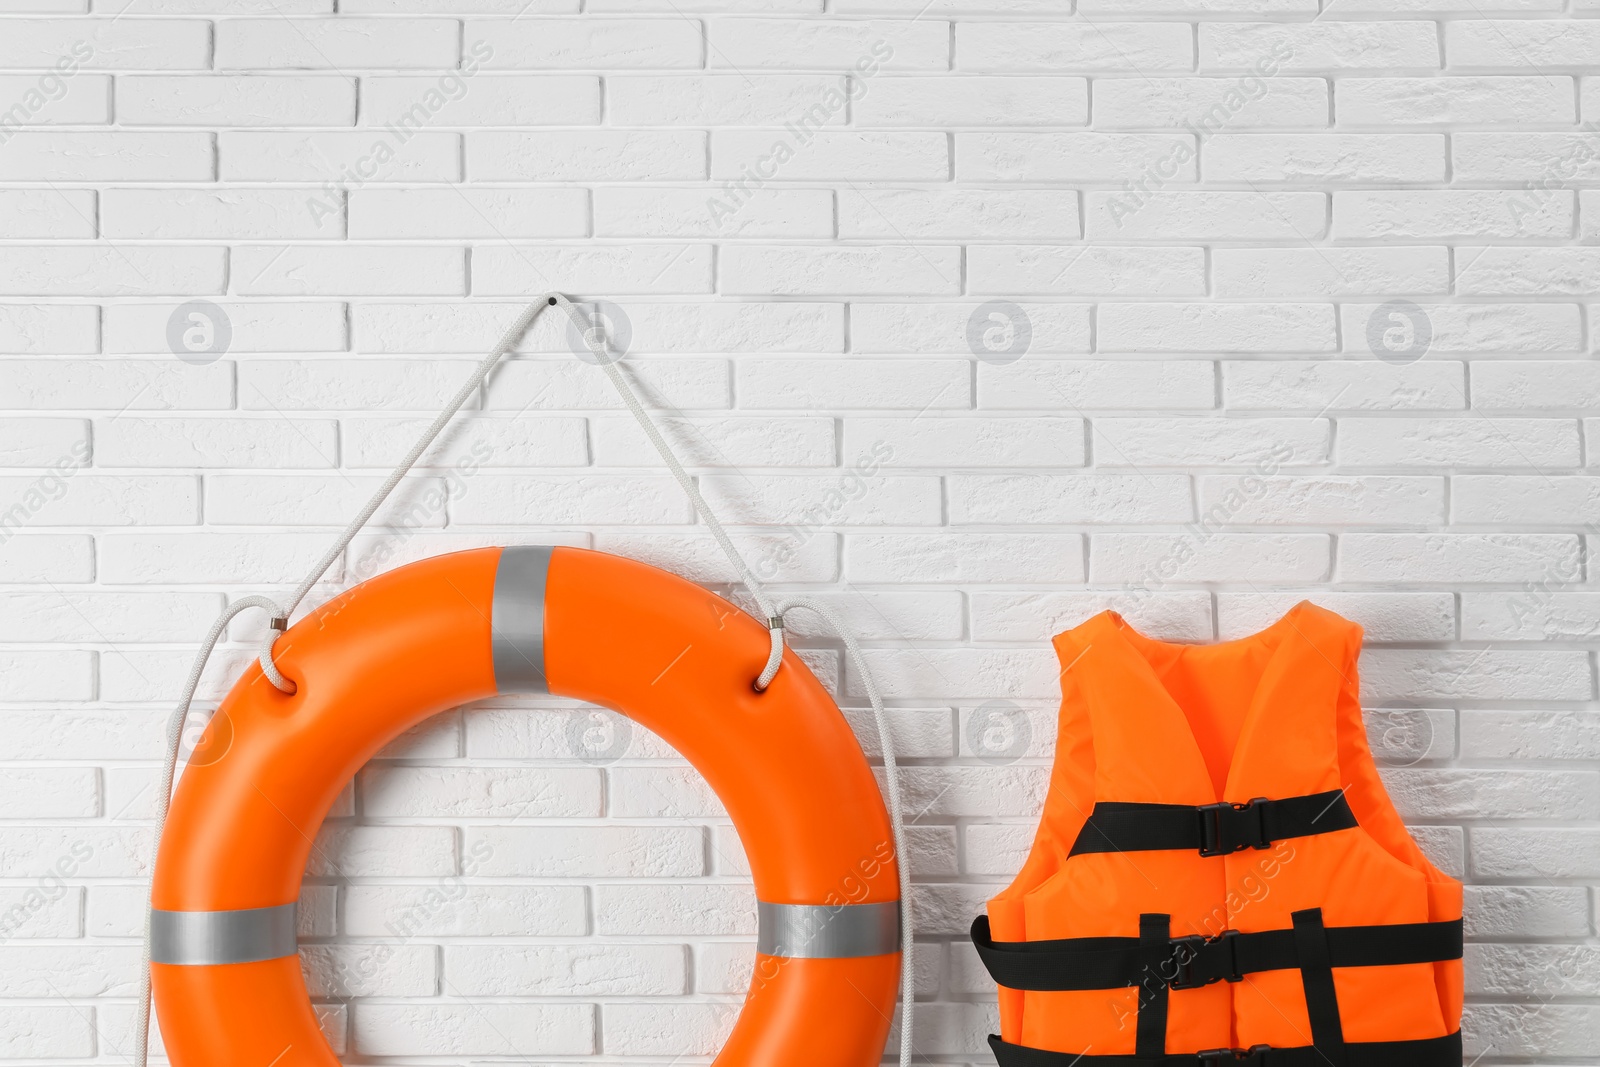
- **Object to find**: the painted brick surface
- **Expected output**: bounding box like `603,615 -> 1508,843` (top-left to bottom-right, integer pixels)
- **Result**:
0,4 -> 1594,1065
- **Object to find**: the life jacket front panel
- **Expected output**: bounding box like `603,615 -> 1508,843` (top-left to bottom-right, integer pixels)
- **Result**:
977,602 -> 1463,1065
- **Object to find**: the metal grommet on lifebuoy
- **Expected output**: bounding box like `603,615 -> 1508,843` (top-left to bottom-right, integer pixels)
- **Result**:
150,546 -> 901,1067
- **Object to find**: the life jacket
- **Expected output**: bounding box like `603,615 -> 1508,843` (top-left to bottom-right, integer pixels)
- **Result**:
973,602 -> 1463,1067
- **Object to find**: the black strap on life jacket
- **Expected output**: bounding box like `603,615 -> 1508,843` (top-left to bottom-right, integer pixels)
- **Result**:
969,914 -> 1463,992
1068,790 -> 1357,857
986,1030 -> 1463,1067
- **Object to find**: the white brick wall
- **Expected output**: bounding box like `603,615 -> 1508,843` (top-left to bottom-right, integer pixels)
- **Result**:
0,2 -> 1594,1063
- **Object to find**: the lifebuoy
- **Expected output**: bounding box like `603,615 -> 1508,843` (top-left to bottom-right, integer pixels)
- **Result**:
150,546 -> 901,1065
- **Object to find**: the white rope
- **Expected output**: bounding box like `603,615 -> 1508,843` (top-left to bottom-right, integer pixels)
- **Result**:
136,294 -> 914,1066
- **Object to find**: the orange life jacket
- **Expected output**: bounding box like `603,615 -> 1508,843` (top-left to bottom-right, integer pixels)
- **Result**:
975,602 -> 1463,1067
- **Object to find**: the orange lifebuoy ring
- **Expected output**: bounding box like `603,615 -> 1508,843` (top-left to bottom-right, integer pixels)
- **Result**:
151,546 -> 901,1065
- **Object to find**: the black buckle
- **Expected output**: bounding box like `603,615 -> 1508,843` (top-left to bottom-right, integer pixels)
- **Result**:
1168,929 -> 1242,989
1197,797 -> 1271,856
1198,1045 -> 1271,1066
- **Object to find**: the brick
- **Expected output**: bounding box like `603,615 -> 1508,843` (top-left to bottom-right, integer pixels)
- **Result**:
1363,649 -> 1592,702
301,944 -> 435,999
361,73 -> 600,125
971,591 -> 1215,643
1223,359 -> 1463,410
699,473 -> 942,525
352,1003 -> 593,1056
104,302 -> 345,352
1341,532 -> 1582,583
204,473 -> 445,525
714,130 -> 948,181
466,825 -> 703,877
0,245 -> 223,296
0,418 -> 89,465
959,132 -> 1196,182
1093,533 -> 1330,583
96,417 -> 338,467
118,75 -> 356,125
222,131 -> 460,182
1098,417 -> 1328,466
473,244 -> 713,295
0,189 -> 95,239
0,472 -> 197,524
1453,133 -> 1600,182
848,533 -> 1084,583
851,301 -> 1089,353
216,18 -> 459,69
102,188 -> 343,240
346,415 -> 588,468
1462,885 -> 1590,938
0,130 -> 215,181
1087,191 -> 1326,240
1205,133 -> 1447,182
1198,475 -> 1445,525
950,474 -> 1194,524
708,19 -> 950,70
349,188 -> 587,239
467,19 -> 702,69
449,474 -> 693,524
595,884 -> 754,936
858,76 -> 1087,126
0,535 -> 92,582
1338,76 -> 1574,125
738,358 -> 968,409
0,74 -> 109,125
0,946 -> 137,996
1339,417 -> 1579,467
605,1003 -> 738,1056
609,74 -> 847,126
0,651 -> 93,700
896,766 -> 1050,815
0,20 -> 210,69
1100,303 -> 1337,353
723,245 -> 960,296
0,305 -> 98,354
1456,247 -> 1600,296
840,188 -> 1079,239
0,767 -> 97,817
1448,20 -> 1600,67
1453,475 -> 1600,525
958,22 -> 1193,72
233,245 -> 465,296
482,358 -> 728,410
0,591 -> 218,642
360,765 -> 602,817
1218,591 -> 1455,643
981,359 -> 1215,409
594,415 -> 832,467
598,530 -> 838,584
1473,829 -> 1600,879
447,943 -> 686,996
242,358 -> 478,410
1334,190 -> 1572,239
596,186 -> 832,238
843,416 -> 1084,467
1386,768 -> 1599,820
969,246 -> 1206,295
1095,77 -> 1328,129
1201,22 -> 1441,70
469,130 -> 705,180
1462,709 -> 1600,759
1213,246 -> 1449,297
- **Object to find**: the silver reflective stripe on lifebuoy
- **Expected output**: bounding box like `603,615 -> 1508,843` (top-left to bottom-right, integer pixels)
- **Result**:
150,903 -> 298,966
492,544 -> 553,693
757,900 -> 901,959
